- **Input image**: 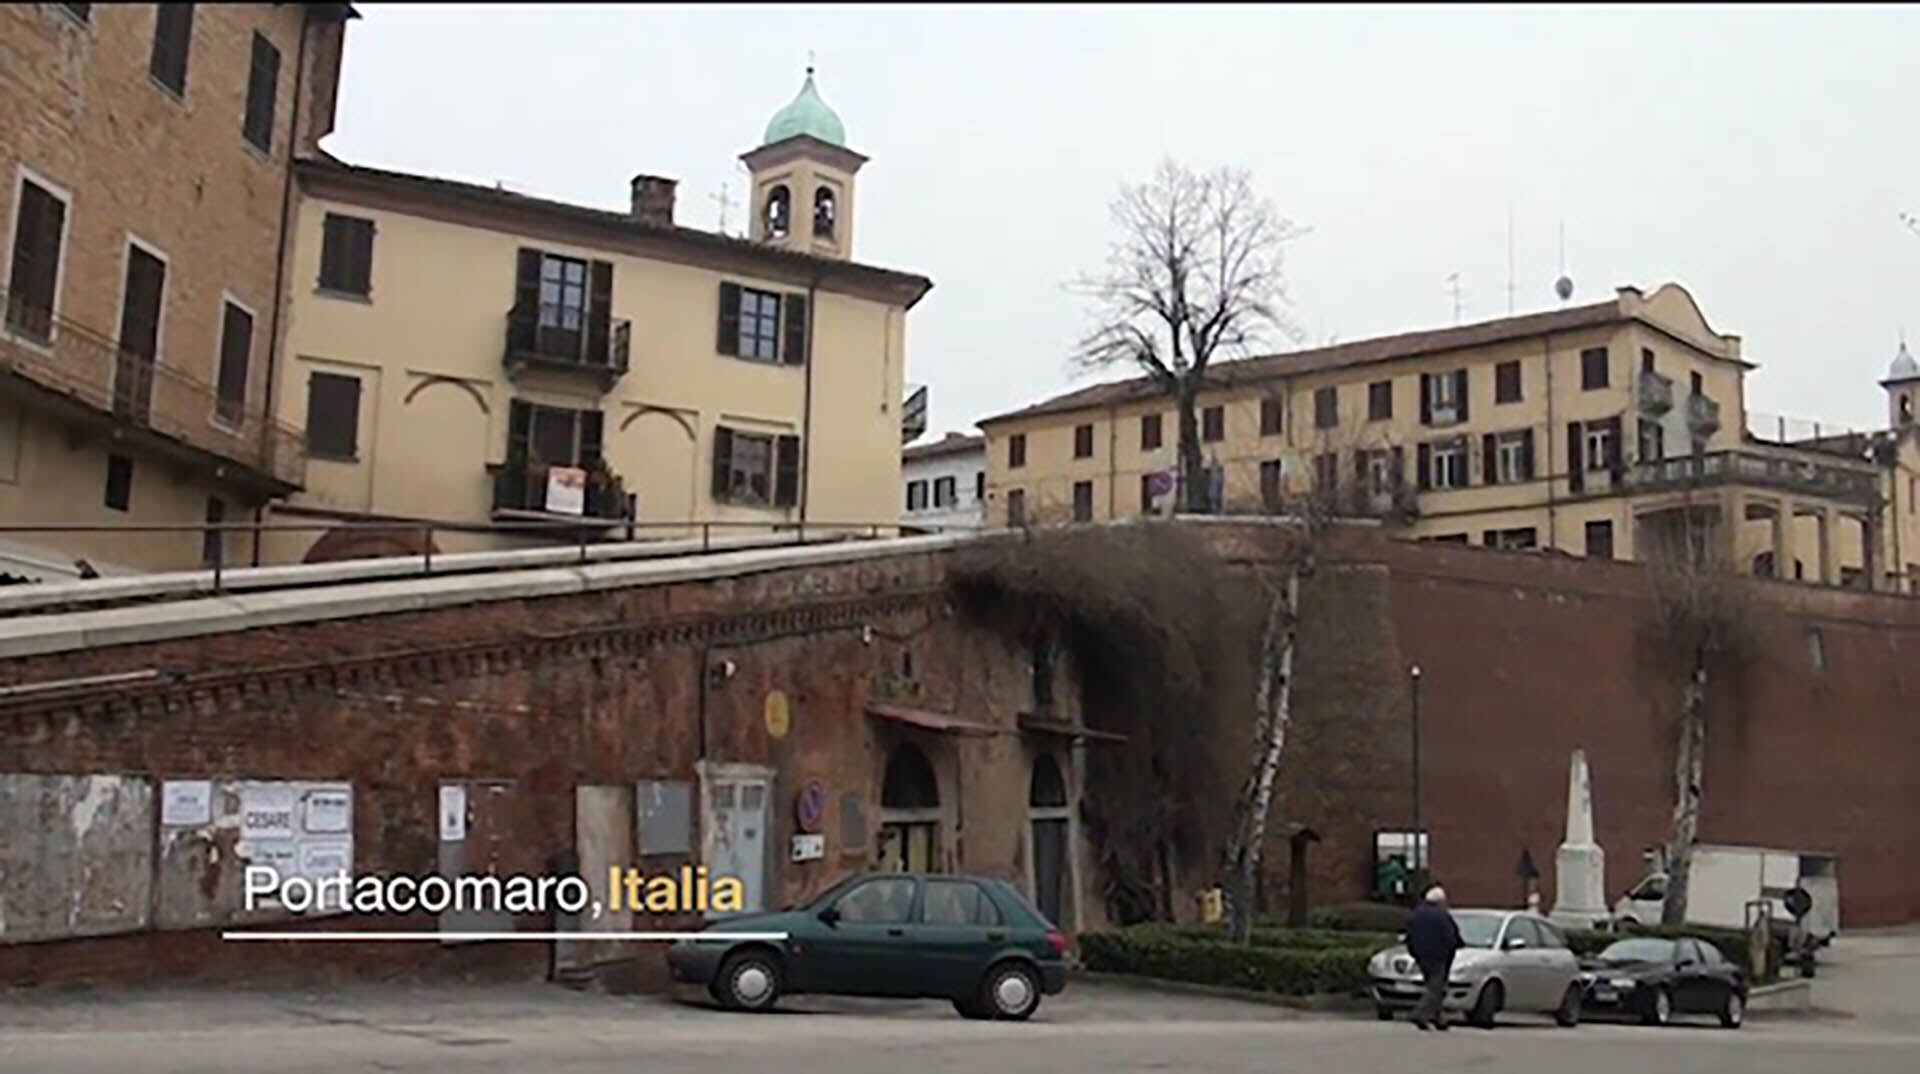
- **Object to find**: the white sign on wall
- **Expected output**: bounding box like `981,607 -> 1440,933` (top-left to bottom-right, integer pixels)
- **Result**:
439,784 -> 467,842
545,466 -> 586,516
303,787 -> 351,834
240,786 -> 297,840
161,780 -> 213,827
790,833 -> 825,863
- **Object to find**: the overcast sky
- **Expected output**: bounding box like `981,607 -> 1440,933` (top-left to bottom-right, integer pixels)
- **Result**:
328,4 -> 1920,440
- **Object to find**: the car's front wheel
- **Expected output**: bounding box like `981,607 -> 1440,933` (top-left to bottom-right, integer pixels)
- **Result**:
977,961 -> 1042,1021
1641,985 -> 1673,1027
1468,979 -> 1503,1029
1375,1005 -> 1395,1021
1718,990 -> 1745,1029
1554,983 -> 1583,1027
712,949 -> 783,1012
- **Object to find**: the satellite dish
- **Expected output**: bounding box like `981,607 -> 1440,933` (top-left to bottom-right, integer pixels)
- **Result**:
1554,275 -> 1575,301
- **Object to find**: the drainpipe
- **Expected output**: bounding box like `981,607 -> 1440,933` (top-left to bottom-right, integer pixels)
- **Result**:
253,6 -> 314,566
1543,331 -> 1557,552
798,273 -> 822,530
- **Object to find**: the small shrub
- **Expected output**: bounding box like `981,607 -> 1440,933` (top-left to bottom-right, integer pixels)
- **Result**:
1304,902 -> 1410,934
1080,928 -> 1372,996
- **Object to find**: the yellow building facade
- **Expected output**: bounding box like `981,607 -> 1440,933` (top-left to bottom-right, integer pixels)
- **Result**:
262,72 -> 931,563
982,284 -> 1920,592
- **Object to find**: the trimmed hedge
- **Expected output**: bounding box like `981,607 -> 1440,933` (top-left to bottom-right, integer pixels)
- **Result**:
1300,901 -> 1413,934
1143,923 -> 1396,952
1080,928 -> 1373,997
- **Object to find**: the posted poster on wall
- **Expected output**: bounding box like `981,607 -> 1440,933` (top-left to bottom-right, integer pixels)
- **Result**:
230,780 -> 355,911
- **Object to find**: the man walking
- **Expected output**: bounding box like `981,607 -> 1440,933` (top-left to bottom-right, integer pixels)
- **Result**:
1405,885 -> 1463,1031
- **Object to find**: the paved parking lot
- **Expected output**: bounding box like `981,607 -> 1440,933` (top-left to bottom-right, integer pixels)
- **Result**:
3,934 -> 1916,1074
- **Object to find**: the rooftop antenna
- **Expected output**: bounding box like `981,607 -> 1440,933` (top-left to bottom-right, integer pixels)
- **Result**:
1553,217 -> 1574,303
1506,197 -> 1517,315
1446,273 -> 1464,324
1903,211 -> 1920,239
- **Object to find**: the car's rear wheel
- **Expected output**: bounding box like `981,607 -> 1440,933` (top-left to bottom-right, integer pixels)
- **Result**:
1718,990 -> 1745,1029
978,961 -> 1042,1021
1641,985 -> 1672,1027
1554,983 -> 1583,1027
712,949 -> 782,1012
1468,980 -> 1503,1029
1375,1005 -> 1395,1021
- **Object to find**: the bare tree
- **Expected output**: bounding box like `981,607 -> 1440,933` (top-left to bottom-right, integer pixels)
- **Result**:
1641,501 -> 1753,926
1073,160 -> 1308,513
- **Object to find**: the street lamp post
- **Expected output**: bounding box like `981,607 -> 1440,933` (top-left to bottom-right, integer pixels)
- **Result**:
1410,664 -> 1424,878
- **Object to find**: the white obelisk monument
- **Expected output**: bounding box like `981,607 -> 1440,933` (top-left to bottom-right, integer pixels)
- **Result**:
1550,749 -> 1609,928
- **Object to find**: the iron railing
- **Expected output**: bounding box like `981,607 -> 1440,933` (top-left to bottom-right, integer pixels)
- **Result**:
489,460 -> 630,520
502,303 -> 631,386
1626,446 -> 1881,505
1687,393 -> 1722,435
0,288 -> 305,487
1637,369 -> 1674,414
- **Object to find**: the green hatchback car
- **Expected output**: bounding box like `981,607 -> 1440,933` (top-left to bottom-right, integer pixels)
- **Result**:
666,872 -> 1070,1019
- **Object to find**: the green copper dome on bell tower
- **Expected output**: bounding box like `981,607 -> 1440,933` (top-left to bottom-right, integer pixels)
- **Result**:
762,66 -> 846,148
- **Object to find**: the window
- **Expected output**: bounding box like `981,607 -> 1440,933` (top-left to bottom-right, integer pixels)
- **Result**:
149,3 -> 193,94
201,497 -> 226,567
5,176 -> 68,342
1501,916 -> 1541,949
933,476 -> 956,507
1487,430 -> 1533,484
305,371 -> 361,460
1495,360 -> 1522,403
1368,380 -> 1393,421
114,243 -> 166,420
318,213 -> 375,296
1581,347 -> 1609,390
1690,370 -> 1704,395
1139,473 -> 1156,514
716,282 -> 805,365
1585,421 -> 1617,472
833,877 -> 916,925
1641,348 -> 1656,374
511,249 -> 613,366
906,479 -> 928,511
1585,519 -> 1615,559
974,471 -> 985,502
1314,386 -> 1338,429
104,454 -> 132,511
1363,449 -> 1395,495
1313,451 -> 1338,493
1260,397 -> 1284,436
1202,405 -> 1225,443
1073,423 -> 1094,458
711,426 -> 800,507
214,300 -> 253,426
242,32 -> 280,153
1568,418 -> 1622,491
1425,437 -> 1468,489
1008,433 -> 1027,469
922,880 -> 1002,926
1535,921 -> 1569,950
1425,533 -> 1469,544
1422,369 -> 1467,425
1140,413 -> 1162,450
1482,527 -> 1536,550
1006,488 -> 1027,526
1260,459 -> 1284,510
1638,420 -> 1664,462
1072,480 -> 1093,522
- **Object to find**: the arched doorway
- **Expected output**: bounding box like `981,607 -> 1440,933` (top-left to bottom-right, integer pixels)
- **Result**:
1028,754 -> 1071,927
878,743 -> 939,873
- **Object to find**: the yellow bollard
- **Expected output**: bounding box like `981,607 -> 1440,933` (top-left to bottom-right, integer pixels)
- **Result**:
1199,887 -> 1225,924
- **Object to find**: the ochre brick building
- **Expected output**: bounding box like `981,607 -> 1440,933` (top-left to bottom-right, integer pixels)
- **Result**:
0,2 -> 352,577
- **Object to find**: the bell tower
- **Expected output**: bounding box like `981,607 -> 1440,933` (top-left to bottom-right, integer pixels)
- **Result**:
1885,339 -> 1920,429
742,66 -> 867,261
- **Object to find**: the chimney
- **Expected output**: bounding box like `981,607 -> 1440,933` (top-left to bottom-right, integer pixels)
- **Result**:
629,174 -> 677,227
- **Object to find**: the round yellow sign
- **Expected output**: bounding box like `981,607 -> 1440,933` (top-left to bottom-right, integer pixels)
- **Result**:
764,689 -> 791,740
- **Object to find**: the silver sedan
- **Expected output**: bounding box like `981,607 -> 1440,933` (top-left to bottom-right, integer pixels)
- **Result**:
1367,910 -> 1585,1028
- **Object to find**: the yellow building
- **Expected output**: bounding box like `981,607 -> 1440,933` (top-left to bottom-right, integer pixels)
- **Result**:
262,70 -> 931,563
981,283 -> 1920,592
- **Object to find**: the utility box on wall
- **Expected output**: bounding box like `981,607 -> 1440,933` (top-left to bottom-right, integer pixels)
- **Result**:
636,779 -> 692,857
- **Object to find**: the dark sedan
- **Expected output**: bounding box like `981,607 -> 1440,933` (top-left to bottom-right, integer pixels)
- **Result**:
1578,936 -> 1747,1028
666,872 -> 1070,1020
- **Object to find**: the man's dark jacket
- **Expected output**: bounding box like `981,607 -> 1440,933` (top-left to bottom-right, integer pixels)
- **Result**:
1405,902 -> 1463,967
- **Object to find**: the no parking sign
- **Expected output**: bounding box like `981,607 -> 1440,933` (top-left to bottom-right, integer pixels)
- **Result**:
795,779 -> 827,834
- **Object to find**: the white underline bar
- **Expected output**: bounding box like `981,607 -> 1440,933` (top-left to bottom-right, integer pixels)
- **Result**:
220,931 -> 788,942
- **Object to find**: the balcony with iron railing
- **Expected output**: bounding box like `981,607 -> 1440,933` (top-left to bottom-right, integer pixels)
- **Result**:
0,289 -> 305,491
488,458 -> 632,523
1686,392 -> 1722,435
1625,442 -> 1881,506
502,303 -> 630,390
1637,369 -> 1674,414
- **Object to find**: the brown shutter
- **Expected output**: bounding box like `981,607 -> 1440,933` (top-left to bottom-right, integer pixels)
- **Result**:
711,426 -> 734,499
782,292 -> 808,365
1416,443 -> 1431,490
348,218 -> 375,294
1455,369 -> 1470,422
716,282 -> 741,355
1567,422 -> 1584,492
1604,416 -> 1624,471
511,248 -> 541,354
1482,433 -> 1498,485
1419,373 -> 1433,426
1521,429 -> 1536,480
586,260 -> 613,365
774,434 -> 801,505
578,409 -> 604,467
